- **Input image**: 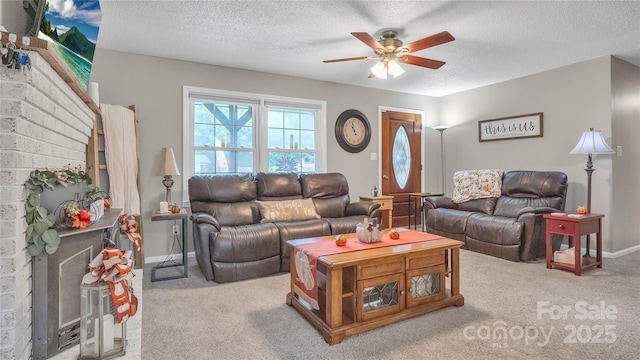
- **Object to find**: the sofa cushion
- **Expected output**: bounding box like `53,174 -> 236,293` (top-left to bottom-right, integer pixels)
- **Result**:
452,169 -> 504,204
494,197 -> 558,218
189,174 -> 259,226
465,213 -> 523,246
494,171 -> 568,217
258,199 -> 321,223
256,172 -> 302,200
210,223 -> 280,262
300,173 -> 349,197
425,208 -> 473,235
501,170 -> 568,198
312,196 -> 349,218
324,215 -> 368,235
455,197 -> 498,215
201,202 -> 260,226
189,174 -> 256,203
300,173 -> 349,217
275,219 -> 331,271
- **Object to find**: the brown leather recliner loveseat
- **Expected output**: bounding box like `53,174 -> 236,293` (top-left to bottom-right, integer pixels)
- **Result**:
424,170 -> 568,262
188,172 -> 381,283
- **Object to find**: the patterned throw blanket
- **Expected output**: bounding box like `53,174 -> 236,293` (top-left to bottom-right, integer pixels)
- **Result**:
292,230 -> 443,310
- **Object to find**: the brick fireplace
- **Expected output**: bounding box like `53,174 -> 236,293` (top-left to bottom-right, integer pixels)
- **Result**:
0,52 -> 95,360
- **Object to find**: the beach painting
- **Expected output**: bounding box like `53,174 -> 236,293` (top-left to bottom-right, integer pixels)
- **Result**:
38,0 -> 102,90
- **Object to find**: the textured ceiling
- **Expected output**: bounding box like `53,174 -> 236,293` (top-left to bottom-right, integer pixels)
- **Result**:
96,1 -> 640,97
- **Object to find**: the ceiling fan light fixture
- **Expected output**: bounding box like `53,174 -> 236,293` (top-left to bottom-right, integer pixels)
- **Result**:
387,59 -> 405,77
324,30 -> 454,79
371,60 -> 387,79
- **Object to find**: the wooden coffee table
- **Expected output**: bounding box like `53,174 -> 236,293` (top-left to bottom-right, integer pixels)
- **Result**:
286,233 -> 464,345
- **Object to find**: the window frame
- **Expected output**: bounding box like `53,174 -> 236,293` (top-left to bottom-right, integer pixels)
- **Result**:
182,86 -> 327,206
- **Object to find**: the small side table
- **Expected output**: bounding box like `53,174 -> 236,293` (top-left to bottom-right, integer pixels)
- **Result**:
359,195 -> 394,228
544,212 -> 604,276
151,209 -> 189,281
408,192 -> 444,231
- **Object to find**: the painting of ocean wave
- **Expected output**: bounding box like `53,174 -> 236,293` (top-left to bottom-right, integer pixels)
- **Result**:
44,35 -> 92,89
39,0 -> 101,90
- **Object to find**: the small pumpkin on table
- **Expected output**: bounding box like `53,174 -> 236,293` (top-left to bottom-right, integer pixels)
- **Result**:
389,228 -> 400,240
335,234 -> 347,246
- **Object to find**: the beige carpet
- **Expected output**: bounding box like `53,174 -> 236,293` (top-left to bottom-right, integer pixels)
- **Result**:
141,250 -> 639,359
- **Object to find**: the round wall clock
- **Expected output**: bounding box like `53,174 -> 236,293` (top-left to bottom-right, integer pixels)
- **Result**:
335,109 -> 371,153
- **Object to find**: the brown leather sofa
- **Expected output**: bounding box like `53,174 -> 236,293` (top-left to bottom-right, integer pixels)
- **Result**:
424,170 -> 568,262
188,172 -> 381,283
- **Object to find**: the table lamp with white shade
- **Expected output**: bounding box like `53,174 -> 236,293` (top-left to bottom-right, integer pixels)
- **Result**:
157,147 -> 180,205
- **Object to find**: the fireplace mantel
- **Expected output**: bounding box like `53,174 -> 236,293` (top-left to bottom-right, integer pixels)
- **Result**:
32,209 -> 122,360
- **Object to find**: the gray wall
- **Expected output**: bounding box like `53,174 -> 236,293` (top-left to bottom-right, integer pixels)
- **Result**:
0,1 -> 33,35
90,50 -> 639,260
611,57 -> 640,252
90,49 -> 440,259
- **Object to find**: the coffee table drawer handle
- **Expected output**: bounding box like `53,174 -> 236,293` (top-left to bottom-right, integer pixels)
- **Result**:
558,224 -> 565,230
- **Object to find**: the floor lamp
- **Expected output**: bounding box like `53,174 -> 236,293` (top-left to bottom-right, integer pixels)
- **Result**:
431,125 -> 451,194
569,128 -> 614,258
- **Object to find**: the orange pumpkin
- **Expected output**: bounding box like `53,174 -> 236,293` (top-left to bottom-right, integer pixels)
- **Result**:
577,207 -> 588,214
335,235 -> 347,246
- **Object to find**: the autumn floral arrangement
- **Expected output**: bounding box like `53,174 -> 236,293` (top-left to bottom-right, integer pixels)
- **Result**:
60,197 -> 94,229
24,165 -> 94,256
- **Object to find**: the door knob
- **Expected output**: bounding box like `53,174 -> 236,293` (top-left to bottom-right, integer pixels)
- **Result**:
383,174 -> 389,180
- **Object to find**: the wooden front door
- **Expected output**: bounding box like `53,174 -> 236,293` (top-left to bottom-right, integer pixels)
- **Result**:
381,111 -> 422,228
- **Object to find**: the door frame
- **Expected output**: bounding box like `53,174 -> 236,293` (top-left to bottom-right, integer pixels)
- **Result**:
377,106 -> 426,193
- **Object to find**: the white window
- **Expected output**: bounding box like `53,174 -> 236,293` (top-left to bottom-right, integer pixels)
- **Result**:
182,86 -> 327,204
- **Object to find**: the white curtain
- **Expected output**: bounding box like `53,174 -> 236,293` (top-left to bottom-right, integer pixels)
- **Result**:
100,104 -> 141,216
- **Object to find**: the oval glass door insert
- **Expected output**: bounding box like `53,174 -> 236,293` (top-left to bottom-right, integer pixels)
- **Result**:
392,126 -> 410,189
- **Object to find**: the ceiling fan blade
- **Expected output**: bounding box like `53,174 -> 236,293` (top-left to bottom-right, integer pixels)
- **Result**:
402,31 -> 455,53
323,56 -> 370,63
351,32 -> 383,51
399,55 -> 446,69
368,72 -> 376,78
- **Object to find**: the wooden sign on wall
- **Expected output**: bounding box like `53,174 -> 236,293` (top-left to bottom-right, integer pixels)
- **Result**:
478,112 -> 543,142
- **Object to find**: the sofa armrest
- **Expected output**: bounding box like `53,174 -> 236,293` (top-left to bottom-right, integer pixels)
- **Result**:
190,212 -> 222,281
424,196 -> 457,210
346,201 -> 381,217
191,212 -> 221,231
516,206 -> 560,218
516,206 -> 562,261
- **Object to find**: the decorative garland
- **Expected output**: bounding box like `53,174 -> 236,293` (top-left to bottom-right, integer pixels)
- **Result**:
24,165 -> 92,256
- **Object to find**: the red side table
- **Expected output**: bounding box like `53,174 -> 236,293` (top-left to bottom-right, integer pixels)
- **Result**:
544,213 -> 604,276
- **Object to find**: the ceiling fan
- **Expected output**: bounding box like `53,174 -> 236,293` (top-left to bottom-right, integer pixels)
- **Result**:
323,30 -> 455,79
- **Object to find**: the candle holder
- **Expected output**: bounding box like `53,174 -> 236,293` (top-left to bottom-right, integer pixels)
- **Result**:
79,281 -> 127,359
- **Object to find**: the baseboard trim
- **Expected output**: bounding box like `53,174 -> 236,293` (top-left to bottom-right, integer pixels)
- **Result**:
558,243 -> 640,258
145,251 -> 196,264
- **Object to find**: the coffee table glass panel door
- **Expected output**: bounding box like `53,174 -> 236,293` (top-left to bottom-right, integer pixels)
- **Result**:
357,273 -> 406,321
406,264 -> 446,307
